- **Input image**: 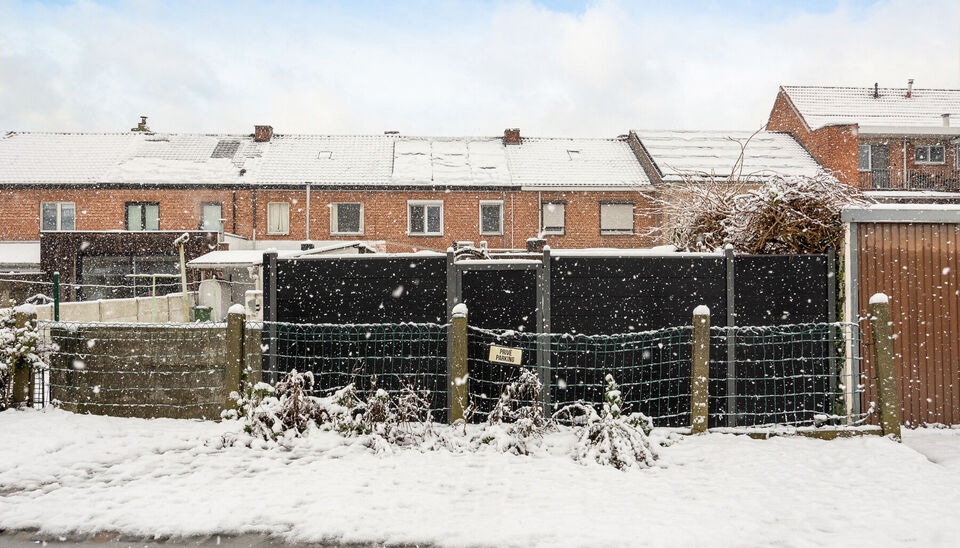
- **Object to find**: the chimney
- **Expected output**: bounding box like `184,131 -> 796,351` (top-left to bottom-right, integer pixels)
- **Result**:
131,115 -> 150,132
906,79 -> 914,98
384,130 -> 399,135
503,128 -> 521,145
873,83 -> 879,99
943,113 -> 951,127
254,125 -> 273,142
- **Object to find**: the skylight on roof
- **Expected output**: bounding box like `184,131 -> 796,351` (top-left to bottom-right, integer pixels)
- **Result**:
318,151 -> 333,160
567,149 -> 582,160
211,140 -> 240,158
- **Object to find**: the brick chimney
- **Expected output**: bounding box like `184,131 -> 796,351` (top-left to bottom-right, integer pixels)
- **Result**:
131,116 -> 150,132
254,125 -> 274,142
503,128 -> 521,145
906,79 -> 914,98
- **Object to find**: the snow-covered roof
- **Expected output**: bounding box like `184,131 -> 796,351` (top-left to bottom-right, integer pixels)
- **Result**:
0,131 -> 650,188
635,130 -> 821,182
507,138 -> 650,189
781,85 -> 960,130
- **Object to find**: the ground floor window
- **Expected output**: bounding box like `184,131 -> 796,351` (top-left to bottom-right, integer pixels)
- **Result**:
126,202 -> 159,231
41,202 -> 76,231
331,202 -> 363,235
541,201 -> 565,235
79,254 -> 179,300
600,202 -> 634,235
479,200 -> 504,235
267,202 -> 290,235
408,201 -> 443,236
200,203 -> 223,231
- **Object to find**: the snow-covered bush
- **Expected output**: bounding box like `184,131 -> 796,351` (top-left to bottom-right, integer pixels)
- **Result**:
664,172 -> 863,254
561,375 -> 658,470
0,304 -> 51,409
223,369 -> 329,441
474,367 -> 549,455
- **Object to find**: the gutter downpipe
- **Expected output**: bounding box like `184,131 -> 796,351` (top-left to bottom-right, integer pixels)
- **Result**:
902,137 -> 908,189
306,183 -> 311,241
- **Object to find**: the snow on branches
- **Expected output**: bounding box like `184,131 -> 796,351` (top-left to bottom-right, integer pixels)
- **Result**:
0,304 -> 52,409
664,171 -> 864,254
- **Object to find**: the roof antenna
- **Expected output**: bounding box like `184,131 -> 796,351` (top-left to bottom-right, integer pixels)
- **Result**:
873,83 -> 879,99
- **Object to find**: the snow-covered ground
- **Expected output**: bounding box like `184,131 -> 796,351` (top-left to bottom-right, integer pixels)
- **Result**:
1,409 -> 959,547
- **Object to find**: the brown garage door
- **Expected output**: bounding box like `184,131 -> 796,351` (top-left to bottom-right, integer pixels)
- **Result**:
846,207 -> 960,425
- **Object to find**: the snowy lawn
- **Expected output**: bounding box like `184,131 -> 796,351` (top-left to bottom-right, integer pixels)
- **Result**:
1,409 -> 959,547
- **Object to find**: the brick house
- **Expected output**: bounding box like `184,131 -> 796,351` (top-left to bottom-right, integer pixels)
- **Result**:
767,82 -> 960,195
0,125 -> 664,295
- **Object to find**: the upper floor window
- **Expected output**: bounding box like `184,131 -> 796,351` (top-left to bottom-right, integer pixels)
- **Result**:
541,202 -> 565,235
41,202 -> 75,231
600,202 -> 634,235
915,145 -> 945,164
331,202 -> 363,235
126,202 -> 159,231
858,144 -> 872,172
408,201 -> 443,236
267,202 -> 290,235
200,203 -> 223,232
479,200 -> 504,235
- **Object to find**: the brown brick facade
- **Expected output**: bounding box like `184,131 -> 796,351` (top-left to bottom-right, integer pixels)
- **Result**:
766,90 -> 859,185
0,187 -> 663,250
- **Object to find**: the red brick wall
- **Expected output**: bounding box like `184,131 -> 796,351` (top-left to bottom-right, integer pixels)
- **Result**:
766,90 -> 859,186
0,187 -> 663,250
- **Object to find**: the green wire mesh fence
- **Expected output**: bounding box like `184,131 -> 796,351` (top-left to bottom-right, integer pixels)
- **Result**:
259,321 -> 450,421
36,317 -> 866,429
466,326 -> 694,426
709,322 -> 866,428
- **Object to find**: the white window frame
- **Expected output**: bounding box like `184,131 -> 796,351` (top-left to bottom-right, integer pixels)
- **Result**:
40,201 -> 76,231
915,145 -> 946,165
407,200 -> 443,236
478,200 -> 504,236
330,202 -> 364,236
599,202 -> 635,235
541,201 -> 565,235
858,144 -> 872,172
200,202 -> 223,232
266,201 -> 290,235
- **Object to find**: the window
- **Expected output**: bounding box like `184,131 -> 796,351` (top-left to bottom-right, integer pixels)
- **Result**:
41,202 -> 75,231
200,203 -> 222,231
267,202 -> 290,235
541,202 -> 565,235
408,201 -> 443,236
331,202 -> 363,235
479,200 -> 504,235
600,203 -> 634,235
210,140 -> 240,159
858,144 -> 872,172
915,145 -> 945,164
126,202 -> 159,231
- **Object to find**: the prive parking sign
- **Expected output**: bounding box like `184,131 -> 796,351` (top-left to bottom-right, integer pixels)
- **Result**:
488,345 -> 523,365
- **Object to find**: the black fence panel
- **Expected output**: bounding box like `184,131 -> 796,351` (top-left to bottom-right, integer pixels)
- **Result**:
275,256 -> 447,324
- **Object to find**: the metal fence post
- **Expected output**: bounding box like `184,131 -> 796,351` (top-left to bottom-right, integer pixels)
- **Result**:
224,307 -> 245,412
724,246 -> 736,427
11,308 -> 38,407
536,246 -> 552,419
869,293 -> 901,440
53,271 -> 60,322
262,251 -> 278,385
450,304 -> 469,424
691,305 -> 711,434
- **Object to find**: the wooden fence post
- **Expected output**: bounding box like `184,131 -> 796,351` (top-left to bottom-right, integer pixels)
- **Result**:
450,303 -> 469,424
223,307 -> 245,412
869,293 -> 901,440
691,305 -> 711,434
11,307 -> 38,407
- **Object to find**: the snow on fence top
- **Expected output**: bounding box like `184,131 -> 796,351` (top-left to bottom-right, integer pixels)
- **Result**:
633,129 -> 821,183
0,131 -> 650,189
782,84 -> 960,130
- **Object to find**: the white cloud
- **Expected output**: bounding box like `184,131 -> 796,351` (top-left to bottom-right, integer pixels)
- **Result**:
0,0 -> 957,136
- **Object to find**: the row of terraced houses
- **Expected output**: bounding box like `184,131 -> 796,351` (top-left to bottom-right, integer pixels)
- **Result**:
2,82 -> 959,300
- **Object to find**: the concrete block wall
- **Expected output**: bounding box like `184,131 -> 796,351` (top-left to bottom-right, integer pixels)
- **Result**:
35,292 -> 198,322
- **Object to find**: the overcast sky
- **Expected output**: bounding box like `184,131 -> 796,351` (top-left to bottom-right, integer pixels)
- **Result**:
1,0 -> 958,136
